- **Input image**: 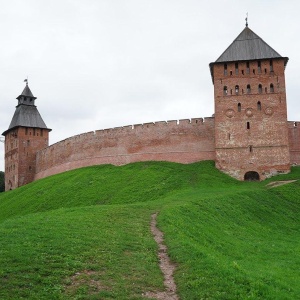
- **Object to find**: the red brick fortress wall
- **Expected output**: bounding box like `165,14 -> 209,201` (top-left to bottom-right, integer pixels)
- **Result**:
288,121 -> 300,165
35,117 -> 215,180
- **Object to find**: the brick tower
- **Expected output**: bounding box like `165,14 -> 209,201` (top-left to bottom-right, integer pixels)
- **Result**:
209,24 -> 290,180
2,82 -> 51,190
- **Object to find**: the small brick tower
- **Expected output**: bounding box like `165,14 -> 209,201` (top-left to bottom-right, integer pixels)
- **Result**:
2,82 -> 51,190
210,24 -> 290,180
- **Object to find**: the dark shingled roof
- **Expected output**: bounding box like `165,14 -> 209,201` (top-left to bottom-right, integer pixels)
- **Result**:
215,26 -> 284,62
20,84 -> 36,99
209,26 -> 288,82
2,84 -> 51,136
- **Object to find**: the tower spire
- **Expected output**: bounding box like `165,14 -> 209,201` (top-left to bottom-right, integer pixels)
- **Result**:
245,12 -> 248,27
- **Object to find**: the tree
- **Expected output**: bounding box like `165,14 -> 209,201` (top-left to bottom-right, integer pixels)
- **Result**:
0,172 -> 4,192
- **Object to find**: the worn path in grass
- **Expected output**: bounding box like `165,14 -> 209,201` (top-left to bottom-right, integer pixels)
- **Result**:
266,180 -> 297,188
144,213 -> 179,300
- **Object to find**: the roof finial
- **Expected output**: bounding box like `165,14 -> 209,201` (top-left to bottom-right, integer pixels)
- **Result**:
24,77 -> 28,86
245,12 -> 248,27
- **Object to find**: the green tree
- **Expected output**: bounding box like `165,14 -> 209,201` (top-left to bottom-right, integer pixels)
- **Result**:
0,172 -> 4,192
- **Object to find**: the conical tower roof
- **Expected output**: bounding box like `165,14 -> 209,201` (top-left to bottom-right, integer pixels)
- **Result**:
2,83 -> 51,135
209,25 -> 288,82
215,26 -> 285,63
19,83 -> 36,99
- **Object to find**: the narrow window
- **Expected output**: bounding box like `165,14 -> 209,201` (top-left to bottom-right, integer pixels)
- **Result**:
29,166 -> 32,171
238,103 -> 241,112
257,101 -> 261,111
247,122 -> 250,129
246,62 -> 250,74
223,86 -> 228,96
258,61 -> 261,73
224,63 -> 227,76
230,89 -> 232,95
228,133 -> 231,140
247,84 -> 251,94
258,84 -> 262,93
242,70 -> 244,75
270,60 -> 273,72
235,85 -> 239,95
230,71 -> 233,76
249,145 -> 253,152
270,83 -> 274,93
264,68 -> 267,74
235,63 -> 238,75
253,69 -> 255,74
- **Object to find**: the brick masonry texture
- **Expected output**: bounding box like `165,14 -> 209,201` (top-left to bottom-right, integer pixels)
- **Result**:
5,127 -> 49,190
212,59 -> 293,180
34,118 -> 215,180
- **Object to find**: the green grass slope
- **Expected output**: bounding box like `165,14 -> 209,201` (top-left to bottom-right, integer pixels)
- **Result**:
0,161 -> 299,299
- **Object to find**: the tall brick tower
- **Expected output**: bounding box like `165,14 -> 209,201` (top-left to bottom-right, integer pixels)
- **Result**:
2,82 -> 51,190
209,24 -> 290,180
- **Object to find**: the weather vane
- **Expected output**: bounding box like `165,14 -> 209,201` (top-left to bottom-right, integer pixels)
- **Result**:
24,77 -> 28,85
245,12 -> 248,27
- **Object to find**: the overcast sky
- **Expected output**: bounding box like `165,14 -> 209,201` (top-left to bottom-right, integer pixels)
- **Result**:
0,0 -> 299,171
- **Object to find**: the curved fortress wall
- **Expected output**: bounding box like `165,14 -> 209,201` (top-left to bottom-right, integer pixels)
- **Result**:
34,117 -> 215,180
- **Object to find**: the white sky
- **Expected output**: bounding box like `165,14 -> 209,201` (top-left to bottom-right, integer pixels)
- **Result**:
1,0 -> 299,171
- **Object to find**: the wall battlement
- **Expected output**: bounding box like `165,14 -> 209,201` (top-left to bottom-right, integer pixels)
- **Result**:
35,117 -> 216,180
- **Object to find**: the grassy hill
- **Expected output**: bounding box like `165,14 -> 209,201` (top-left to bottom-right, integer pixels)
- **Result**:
0,161 -> 299,299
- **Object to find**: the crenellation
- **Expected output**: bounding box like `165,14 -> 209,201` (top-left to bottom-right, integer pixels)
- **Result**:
167,120 -> 177,126
178,119 -> 191,125
155,121 -> 167,127
191,118 -> 203,124
34,116 -> 216,180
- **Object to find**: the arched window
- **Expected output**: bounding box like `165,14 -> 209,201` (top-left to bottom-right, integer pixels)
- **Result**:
270,60 -> 273,72
247,122 -> 250,129
244,171 -> 260,181
247,84 -> 251,94
223,86 -> 228,95
238,103 -> 241,112
258,84 -> 262,93
235,63 -> 238,75
235,85 -> 239,95
257,101 -> 261,111
224,63 -> 227,76
270,84 -> 274,93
